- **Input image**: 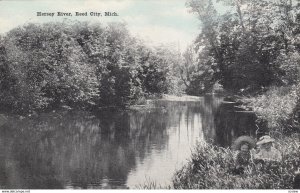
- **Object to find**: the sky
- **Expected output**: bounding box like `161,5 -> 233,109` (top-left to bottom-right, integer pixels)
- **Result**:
0,0 -> 204,51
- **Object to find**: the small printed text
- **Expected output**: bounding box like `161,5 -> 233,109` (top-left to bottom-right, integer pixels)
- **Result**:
36,12 -> 119,17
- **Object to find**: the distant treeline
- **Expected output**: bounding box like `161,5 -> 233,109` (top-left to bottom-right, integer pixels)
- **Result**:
0,21 -> 182,113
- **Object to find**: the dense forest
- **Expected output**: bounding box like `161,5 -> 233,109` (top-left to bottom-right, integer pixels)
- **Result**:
0,21 -> 183,114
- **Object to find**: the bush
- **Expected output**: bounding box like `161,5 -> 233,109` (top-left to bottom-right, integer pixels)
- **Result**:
173,134 -> 300,189
242,85 -> 299,131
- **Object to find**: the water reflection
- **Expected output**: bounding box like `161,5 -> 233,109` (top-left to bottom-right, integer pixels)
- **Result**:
214,102 -> 257,147
0,95 -> 257,189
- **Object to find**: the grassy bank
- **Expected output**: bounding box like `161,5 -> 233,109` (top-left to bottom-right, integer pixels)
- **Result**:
241,85 -> 300,133
172,134 -> 299,189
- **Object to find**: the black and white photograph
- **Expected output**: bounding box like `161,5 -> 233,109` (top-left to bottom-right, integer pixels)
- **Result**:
0,0 -> 299,190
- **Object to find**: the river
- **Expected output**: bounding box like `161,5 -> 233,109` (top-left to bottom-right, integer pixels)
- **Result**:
0,95 -> 257,189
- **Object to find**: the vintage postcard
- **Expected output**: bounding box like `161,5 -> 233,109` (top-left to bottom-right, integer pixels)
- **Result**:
0,0 -> 299,190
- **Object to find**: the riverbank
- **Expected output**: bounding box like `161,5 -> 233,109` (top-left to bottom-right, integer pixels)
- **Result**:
138,133 -> 299,189
136,132 -> 299,189
170,85 -> 300,189
172,133 -> 299,189
0,94 -> 194,130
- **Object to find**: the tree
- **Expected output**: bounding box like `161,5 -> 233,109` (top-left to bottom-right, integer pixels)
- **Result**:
186,0 -> 300,93
0,21 -> 176,113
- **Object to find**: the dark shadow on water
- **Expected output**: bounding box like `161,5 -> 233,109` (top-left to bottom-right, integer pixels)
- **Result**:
0,95 -> 259,189
213,102 -> 258,147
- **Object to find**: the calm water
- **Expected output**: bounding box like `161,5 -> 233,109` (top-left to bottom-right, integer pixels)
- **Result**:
0,95 -> 257,189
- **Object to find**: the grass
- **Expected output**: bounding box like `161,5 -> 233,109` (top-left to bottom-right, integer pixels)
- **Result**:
241,85 -> 299,131
134,178 -> 172,189
172,134 -> 300,189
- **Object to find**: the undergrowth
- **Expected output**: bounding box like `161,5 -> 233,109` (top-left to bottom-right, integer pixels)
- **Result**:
172,134 -> 300,189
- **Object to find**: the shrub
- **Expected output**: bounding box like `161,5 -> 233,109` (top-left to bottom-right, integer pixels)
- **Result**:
242,85 -> 299,130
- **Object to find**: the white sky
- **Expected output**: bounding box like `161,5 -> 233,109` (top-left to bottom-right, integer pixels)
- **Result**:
0,0 -> 204,51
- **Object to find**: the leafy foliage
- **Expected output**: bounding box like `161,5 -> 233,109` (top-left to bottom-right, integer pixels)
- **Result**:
0,21 -> 177,113
185,0 -> 300,93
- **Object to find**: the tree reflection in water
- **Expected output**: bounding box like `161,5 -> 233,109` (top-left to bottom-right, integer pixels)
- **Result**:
0,95 -> 258,189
